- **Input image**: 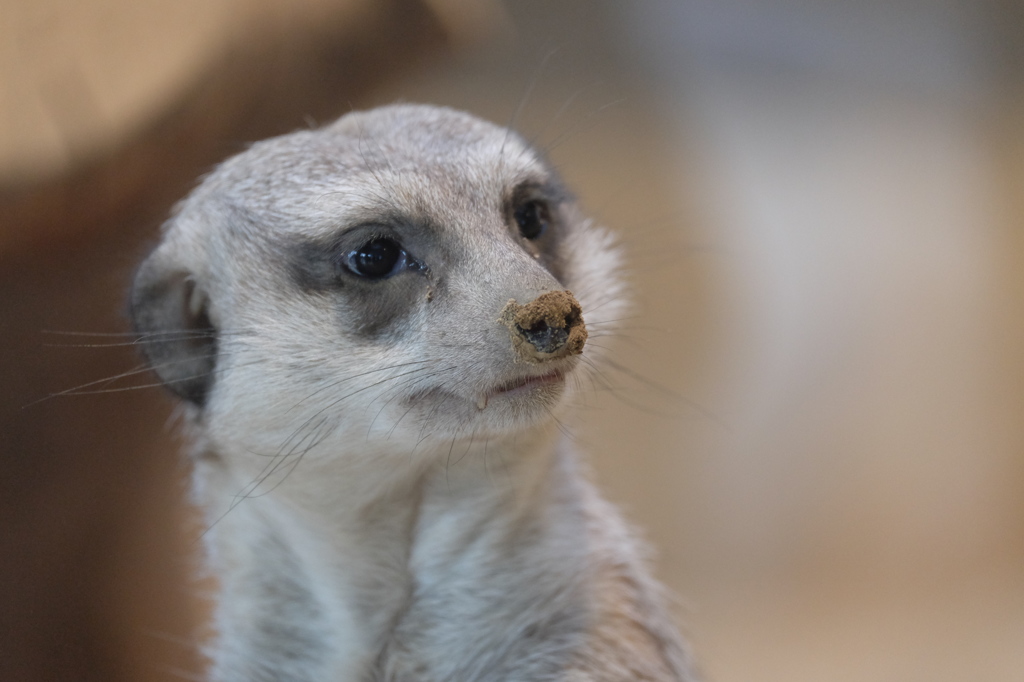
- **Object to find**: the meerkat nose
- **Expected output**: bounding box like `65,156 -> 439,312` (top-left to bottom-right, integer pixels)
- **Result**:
498,290 -> 588,363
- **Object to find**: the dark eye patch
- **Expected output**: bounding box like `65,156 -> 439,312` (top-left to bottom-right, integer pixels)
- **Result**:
288,224 -> 425,291
284,222 -> 433,338
506,181 -> 570,284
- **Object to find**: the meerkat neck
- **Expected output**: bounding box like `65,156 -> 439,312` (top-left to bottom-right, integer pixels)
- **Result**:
201,425 -> 587,681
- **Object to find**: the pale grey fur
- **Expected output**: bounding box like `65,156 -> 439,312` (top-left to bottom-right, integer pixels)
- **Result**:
132,105 -> 698,681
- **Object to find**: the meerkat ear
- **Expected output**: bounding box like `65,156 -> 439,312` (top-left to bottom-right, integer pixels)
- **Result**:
130,251 -> 218,406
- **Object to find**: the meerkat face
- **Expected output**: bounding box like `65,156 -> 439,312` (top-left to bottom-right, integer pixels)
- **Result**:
132,105 -> 623,468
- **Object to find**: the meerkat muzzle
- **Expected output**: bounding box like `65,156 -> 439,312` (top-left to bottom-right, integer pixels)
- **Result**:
498,290 -> 587,363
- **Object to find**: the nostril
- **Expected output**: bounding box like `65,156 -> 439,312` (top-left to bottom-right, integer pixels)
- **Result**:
517,320 -> 570,354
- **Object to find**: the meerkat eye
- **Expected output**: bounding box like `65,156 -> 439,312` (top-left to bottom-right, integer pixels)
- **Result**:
514,199 -> 549,240
345,238 -> 408,280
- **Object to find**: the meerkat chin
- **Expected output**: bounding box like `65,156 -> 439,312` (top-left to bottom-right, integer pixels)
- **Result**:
131,104 -> 698,682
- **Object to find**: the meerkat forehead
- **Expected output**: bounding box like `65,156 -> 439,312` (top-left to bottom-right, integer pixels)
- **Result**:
178,104 -> 558,247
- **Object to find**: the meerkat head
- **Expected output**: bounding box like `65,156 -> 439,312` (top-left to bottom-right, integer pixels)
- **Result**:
131,104 -> 624,469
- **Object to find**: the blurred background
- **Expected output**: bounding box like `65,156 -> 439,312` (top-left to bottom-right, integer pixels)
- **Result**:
2,1 -> 1022,680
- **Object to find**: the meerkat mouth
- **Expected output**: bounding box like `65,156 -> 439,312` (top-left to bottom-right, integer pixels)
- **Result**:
475,369 -> 565,410
405,368 -> 567,414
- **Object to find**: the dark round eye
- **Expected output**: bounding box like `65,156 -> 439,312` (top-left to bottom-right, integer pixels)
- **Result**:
345,238 -> 407,279
514,199 -> 549,240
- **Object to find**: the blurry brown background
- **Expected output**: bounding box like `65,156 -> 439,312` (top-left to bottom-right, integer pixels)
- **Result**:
2,1 -> 1022,681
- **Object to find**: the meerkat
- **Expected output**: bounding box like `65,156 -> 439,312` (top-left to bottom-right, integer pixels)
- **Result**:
131,104 -> 698,682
